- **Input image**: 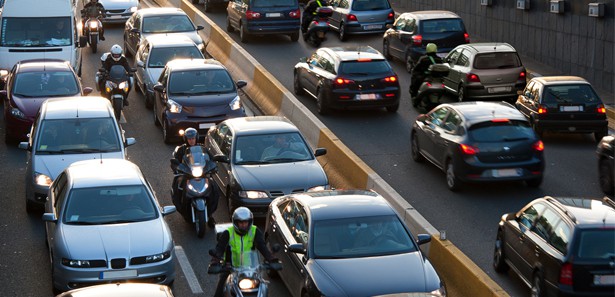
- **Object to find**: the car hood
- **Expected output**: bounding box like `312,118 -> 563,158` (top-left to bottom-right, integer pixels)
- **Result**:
233,160 -> 327,191
34,152 -> 124,180
169,93 -> 238,117
142,32 -> 203,47
11,96 -> 52,119
100,0 -> 139,10
60,219 -> 169,259
307,252 -> 440,296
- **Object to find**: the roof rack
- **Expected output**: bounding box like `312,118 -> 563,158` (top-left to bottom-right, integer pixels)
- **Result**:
603,196 -> 615,209
544,196 -> 577,223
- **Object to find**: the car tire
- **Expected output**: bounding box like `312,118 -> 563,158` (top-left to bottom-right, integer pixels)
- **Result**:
153,103 -> 160,126
338,22 -> 347,41
531,272 -> 545,297
525,177 -> 543,188
594,129 -> 607,143
405,52 -> 414,73
163,119 -> 172,144
386,103 -> 399,113
383,40 -> 391,60
226,18 -> 234,33
293,72 -> 304,95
411,132 -> 424,163
240,22 -> 249,43
457,86 -> 465,102
493,231 -> 509,273
446,160 -> 462,191
599,158 -> 614,195
316,88 -> 330,115
289,32 -> 299,42
145,91 -> 154,109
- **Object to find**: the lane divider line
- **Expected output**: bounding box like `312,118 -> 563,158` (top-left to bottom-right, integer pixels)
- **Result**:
174,246 -> 204,294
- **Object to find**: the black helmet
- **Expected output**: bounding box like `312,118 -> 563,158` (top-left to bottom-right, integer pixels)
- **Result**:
232,207 -> 253,236
183,128 -> 198,143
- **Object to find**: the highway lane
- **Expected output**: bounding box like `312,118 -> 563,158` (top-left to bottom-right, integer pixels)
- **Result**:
194,6 -> 610,296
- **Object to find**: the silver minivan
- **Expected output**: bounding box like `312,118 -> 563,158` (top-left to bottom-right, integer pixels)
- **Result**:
19,96 -> 136,212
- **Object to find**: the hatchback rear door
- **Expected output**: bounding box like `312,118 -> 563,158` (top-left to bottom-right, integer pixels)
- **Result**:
568,227 -> 615,294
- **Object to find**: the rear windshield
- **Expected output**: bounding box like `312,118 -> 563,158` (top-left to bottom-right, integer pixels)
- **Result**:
469,120 -> 534,142
577,229 -> 615,259
421,19 -> 465,34
339,60 -> 391,75
473,52 -> 522,70
351,0 -> 391,11
543,84 -> 601,104
252,0 -> 296,8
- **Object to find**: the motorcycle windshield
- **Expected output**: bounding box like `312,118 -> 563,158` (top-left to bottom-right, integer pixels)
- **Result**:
234,250 -> 261,270
108,65 -> 129,82
185,146 -> 217,173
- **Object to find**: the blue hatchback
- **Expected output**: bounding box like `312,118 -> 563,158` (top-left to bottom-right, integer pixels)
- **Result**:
226,0 -> 301,43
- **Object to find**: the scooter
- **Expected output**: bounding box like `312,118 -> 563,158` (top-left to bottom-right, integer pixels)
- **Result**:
96,64 -> 134,121
302,6 -> 333,47
411,64 -> 455,112
83,16 -> 103,53
170,145 -> 220,238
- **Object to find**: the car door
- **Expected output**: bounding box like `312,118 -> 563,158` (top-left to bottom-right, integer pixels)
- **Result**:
227,0 -> 243,30
448,49 -> 471,95
504,202 -> 546,279
524,206 -> 561,282
134,41 -> 148,91
208,124 -> 232,197
515,80 -> 535,118
442,48 -> 461,91
328,0 -> 348,31
45,172 -> 69,248
126,13 -> 142,55
434,110 -> 462,166
153,68 -> 169,123
389,15 -> 414,60
276,200 -> 310,297
420,106 -> 450,165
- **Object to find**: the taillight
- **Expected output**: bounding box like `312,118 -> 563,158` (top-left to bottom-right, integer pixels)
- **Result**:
387,12 -> 394,20
335,77 -> 354,86
559,263 -> 573,286
537,105 -> 548,114
289,9 -> 300,18
382,75 -> 397,83
597,104 -> 606,113
246,10 -> 261,19
347,14 -> 357,22
533,140 -> 544,151
519,70 -> 526,80
464,33 -> 470,43
466,73 -> 480,83
412,35 -> 422,46
460,144 -> 479,155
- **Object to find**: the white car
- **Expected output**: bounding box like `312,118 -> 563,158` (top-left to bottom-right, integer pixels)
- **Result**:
84,0 -> 140,23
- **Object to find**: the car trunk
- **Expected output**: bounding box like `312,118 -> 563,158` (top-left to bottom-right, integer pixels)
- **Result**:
473,52 -> 524,87
568,228 -> 615,293
468,120 -> 538,164
542,84 -> 606,121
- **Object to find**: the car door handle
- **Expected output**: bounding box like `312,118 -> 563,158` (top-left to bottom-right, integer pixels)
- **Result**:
518,235 -> 524,242
534,249 -> 540,257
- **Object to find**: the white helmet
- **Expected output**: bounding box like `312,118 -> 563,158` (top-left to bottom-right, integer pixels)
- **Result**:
110,44 -> 123,62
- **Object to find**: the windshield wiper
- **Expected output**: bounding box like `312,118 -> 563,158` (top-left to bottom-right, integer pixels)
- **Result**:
171,91 -> 195,96
103,219 -> 143,224
13,93 -> 36,97
68,221 -> 99,225
263,158 -> 304,163
59,148 -> 111,153
235,160 -> 264,165
36,149 -> 65,154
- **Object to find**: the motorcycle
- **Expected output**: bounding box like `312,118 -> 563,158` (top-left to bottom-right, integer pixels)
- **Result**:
82,16 -> 103,53
411,64 -> 455,112
208,248 -> 282,297
96,64 -> 134,121
302,6 -> 333,47
170,145 -> 221,238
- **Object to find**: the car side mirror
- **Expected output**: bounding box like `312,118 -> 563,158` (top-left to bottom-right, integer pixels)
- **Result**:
130,28 -> 140,34
416,234 -> 431,245
287,243 -> 306,254
42,213 -> 57,223
78,36 -> 88,48
153,83 -> 165,93
18,142 -> 30,151
213,154 -> 229,163
162,205 -> 176,216
82,87 -> 93,96
137,60 -> 145,68
314,148 -> 327,157
125,137 -> 136,147
236,80 -> 247,89
416,114 -> 426,122
196,25 -> 204,31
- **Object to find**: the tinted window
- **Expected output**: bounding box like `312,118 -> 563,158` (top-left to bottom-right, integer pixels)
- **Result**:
351,0 -> 390,11
233,132 -> 312,164
1,17 -> 72,47
456,51 -> 470,67
542,84 -> 601,104
428,107 -> 449,127
474,52 -> 521,69
36,118 -> 121,153
148,46 -> 203,68
519,202 -> 546,229
421,19 -> 464,34
339,60 -> 391,75
252,0 -> 296,8
550,221 -> 570,254
14,71 -> 79,97
533,208 -> 560,242
169,69 -> 234,95
468,120 -> 534,142
577,229 -> 615,259
142,15 -> 195,33
281,201 -> 309,244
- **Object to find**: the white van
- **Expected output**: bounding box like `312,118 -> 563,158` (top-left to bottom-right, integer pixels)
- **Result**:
0,0 -> 86,86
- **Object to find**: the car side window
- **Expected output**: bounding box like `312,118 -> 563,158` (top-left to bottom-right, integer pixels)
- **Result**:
531,82 -> 542,103
159,68 -> 168,85
406,18 -> 416,32
212,124 -> 229,151
446,49 -> 461,64
52,172 -> 68,212
533,207 -> 560,242
427,107 -> 449,127
320,52 -> 336,74
134,14 -> 141,30
523,81 -> 535,98
456,50 -> 470,67
394,16 -> 406,31
221,129 -> 232,157
338,0 -> 349,9
442,111 -> 461,133
281,201 -> 309,244
550,220 -> 571,254
308,52 -> 321,67
518,202 -> 545,230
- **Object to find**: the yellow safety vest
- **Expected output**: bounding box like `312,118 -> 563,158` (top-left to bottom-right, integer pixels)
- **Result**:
227,225 -> 256,267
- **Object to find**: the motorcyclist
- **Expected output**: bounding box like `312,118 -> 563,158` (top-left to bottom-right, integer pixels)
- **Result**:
208,207 -> 279,297
81,0 -> 106,41
409,43 -> 443,98
100,44 -> 132,105
302,0 -> 329,33
171,128 -> 219,227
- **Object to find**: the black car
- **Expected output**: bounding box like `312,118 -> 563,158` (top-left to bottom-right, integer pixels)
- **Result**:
494,196 -> 615,297
515,76 -> 609,142
597,135 -> 614,195
383,10 -> 469,73
264,190 -> 446,297
293,46 -> 400,114
411,101 -> 545,191
226,0 -> 301,43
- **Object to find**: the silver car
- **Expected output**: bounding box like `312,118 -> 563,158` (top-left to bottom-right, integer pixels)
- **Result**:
328,0 -> 394,41
43,159 -> 177,293
134,35 -> 204,108
19,97 -> 136,212
123,7 -> 205,57
88,0 -> 140,23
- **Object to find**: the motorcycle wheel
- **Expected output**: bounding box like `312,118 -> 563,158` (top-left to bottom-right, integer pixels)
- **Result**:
90,36 -> 98,53
112,97 -> 122,122
196,210 -> 206,238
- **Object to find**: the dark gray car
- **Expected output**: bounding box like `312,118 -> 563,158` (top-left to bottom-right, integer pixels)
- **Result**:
328,0 -> 394,41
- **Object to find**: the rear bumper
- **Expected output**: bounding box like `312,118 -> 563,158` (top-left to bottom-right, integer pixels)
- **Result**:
535,118 -> 608,133
327,88 -> 400,110
454,156 -> 545,183
247,23 -> 300,35
465,83 -> 525,101
343,21 -> 393,35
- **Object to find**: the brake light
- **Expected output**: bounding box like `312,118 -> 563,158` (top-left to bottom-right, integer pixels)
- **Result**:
538,105 -> 548,114
559,263 -> 573,286
533,140 -> 544,152
460,144 -> 479,155
347,14 -> 357,22
412,35 -> 422,46
466,73 -> 480,83
597,104 -> 606,114
426,82 -> 432,87
357,58 -> 372,62
335,77 -> 354,85
387,12 -> 394,20
491,118 -> 510,123
519,70 -> 526,80
464,33 -> 470,43
289,9 -> 300,18
383,75 -> 397,83
246,10 -> 261,19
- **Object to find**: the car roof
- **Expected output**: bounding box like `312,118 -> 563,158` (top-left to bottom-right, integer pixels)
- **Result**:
166,58 -> 225,71
404,10 -> 461,20
442,102 -> 527,125
144,35 -> 196,47
41,97 -> 113,120
288,190 -> 396,221
531,76 -> 591,85
137,7 -> 187,16
459,42 -> 516,53
66,159 -> 144,189
16,59 -> 72,72
320,46 -> 385,62
541,196 -> 615,227
223,116 -> 298,136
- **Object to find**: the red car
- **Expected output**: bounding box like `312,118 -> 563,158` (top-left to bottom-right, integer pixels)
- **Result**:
1,59 -> 92,143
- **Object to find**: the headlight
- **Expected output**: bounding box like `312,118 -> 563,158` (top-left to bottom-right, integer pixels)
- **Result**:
430,285 -> 447,297
307,185 -> 328,192
229,95 -> 242,111
34,172 -> 52,187
238,278 -> 258,290
9,107 -> 26,119
191,167 -> 203,177
167,99 -> 182,113
145,251 -> 171,263
238,191 -> 268,199
62,258 -> 91,268
88,21 -> 98,29
119,81 -> 129,92
130,6 -> 138,13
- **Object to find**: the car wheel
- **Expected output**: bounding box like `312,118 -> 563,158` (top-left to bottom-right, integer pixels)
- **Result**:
531,272 -> 545,297
153,103 -> 160,126
446,160 -> 462,191
162,119 -> 172,144
145,91 -> 154,109
411,132 -> 424,163
594,129 -> 607,143
316,88 -> 330,115
599,158 -> 614,195
338,22 -> 347,41
386,103 -> 399,113
457,86 -> 465,102
240,22 -> 249,43
293,72 -> 304,95
226,18 -> 234,33
26,199 -> 37,213
493,231 -> 509,273
289,32 -> 299,42
383,40 -> 391,60
525,177 -> 543,188
405,53 -> 414,73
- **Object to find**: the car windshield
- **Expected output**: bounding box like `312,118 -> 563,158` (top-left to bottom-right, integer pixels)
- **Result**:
351,0 -> 390,11
142,15 -> 195,33
543,84 -> 601,104
148,46 -> 203,68
468,120 -> 534,142
252,0 -> 296,8
63,185 -> 158,225
13,71 -> 79,97
169,69 -> 234,95
233,132 -> 312,165
577,229 -> 615,259
0,17 -> 71,47
339,60 -> 391,75
473,52 -> 522,69
35,118 -> 121,153
312,215 -> 416,259
421,19 -> 465,33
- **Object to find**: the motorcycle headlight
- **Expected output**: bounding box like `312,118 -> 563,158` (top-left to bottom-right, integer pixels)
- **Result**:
62,258 -> 91,268
238,191 -> 268,199
119,81 -> 129,92
9,107 -> 26,119
34,172 -> 52,187
88,21 -> 98,29
191,167 -> 203,178
307,185 -> 328,192
167,99 -> 182,113
238,278 -> 258,290
229,95 -> 242,111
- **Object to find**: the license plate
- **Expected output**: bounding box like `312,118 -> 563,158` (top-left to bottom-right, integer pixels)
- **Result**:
363,24 -> 382,30
488,87 -> 511,93
356,93 -> 378,100
594,274 -> 615,285
560,105 -> 583,112
199,123 -> 214,129
494,168 -> 520,177
266,13 -> 281,17
100,270 -> 137,279
108,15 -> 121,19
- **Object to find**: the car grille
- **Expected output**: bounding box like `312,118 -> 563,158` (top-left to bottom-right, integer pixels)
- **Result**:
106,9 -> 125,14
111,258 -> 126,269
269,189 -> 306,197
